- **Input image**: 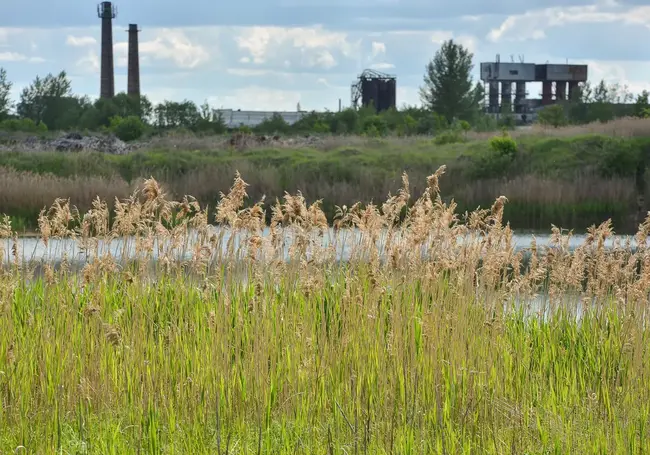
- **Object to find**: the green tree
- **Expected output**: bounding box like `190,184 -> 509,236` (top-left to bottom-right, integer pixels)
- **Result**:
16,71 -> 85,129
0,68 -> 12,121
634,90 -> 649,118
419,39 -> 482,123
154,100 -> 200,129
329,108 -> 359,134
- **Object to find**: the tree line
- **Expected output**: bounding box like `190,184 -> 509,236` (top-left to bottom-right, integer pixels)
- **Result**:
0,40 -> 648,141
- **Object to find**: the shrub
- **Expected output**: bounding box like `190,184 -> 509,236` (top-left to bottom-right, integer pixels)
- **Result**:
457,120 -> 471,133
403,114 -> 417,135
468,132 -> 518,179
361,115 -> 388,136
0,118 -> 48,133
489,131 -> 518,159
312,121 -> 330,133
597,139 -> 641,178
109,115 -> 145,142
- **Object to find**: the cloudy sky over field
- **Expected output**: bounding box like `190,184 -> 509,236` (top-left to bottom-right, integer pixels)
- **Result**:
1,0 -> 649,110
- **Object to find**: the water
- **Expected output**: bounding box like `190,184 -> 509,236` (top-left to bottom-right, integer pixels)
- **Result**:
0,227 -> 637,265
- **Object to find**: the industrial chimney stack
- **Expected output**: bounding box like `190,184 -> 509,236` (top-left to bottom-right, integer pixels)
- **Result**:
127,24 -> 141,97
97,1 -> 117,98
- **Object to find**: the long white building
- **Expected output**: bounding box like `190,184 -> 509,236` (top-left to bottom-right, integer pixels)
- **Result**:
214,109 -> 306,128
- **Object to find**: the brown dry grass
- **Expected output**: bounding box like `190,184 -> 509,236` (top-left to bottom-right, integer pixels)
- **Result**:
0,168 -> 134,218
0,165 -> 638,233
457,174 -> 636,205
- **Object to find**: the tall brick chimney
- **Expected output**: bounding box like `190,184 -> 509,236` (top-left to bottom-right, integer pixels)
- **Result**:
97,2 -> 116,98
127,24 -> 140,97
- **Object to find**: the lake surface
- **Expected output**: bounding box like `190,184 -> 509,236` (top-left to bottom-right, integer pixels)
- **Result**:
0,227 -> 638,265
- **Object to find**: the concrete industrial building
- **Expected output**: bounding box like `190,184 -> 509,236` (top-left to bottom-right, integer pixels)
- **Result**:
480,56 -> 588,123
214,109 -> 307,128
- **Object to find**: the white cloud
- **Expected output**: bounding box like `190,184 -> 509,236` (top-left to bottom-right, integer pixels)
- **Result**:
429,31 -> 476,53
113,29 -> 209,69
0,52 -> 27,61
234,25 -> 360,67
0,52 -> 44,63
371,41 -> 386,57
303,49 -> 337,68
488,4 -> 650,42
66,35 -> 97,47
576,59 -> 650,96
370,62 -> 395,70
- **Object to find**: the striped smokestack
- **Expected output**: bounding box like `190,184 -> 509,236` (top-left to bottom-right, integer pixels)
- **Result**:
97,1 -> 116,98
127,24 -> 140,97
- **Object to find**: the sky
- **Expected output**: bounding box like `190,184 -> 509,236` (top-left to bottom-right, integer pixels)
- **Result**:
1,0 -> 649,111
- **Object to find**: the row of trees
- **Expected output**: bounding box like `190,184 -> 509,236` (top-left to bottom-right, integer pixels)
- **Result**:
1,40 -> 649,140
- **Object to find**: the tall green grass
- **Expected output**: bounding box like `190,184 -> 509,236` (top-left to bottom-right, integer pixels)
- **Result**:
1,270 -> 649,453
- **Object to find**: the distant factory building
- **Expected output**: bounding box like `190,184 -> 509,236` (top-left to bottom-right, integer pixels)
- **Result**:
214,109 -> 307,128
480,54 -> 588,123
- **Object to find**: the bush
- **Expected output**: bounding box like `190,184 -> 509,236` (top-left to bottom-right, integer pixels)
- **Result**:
109,115 -> 145,142
468,132 -> 519,179
597,139 -> 641,178
361,115 -> 388,136
0,118 -> 48,133
312,121 -> 330,133
489,131 -> 518,159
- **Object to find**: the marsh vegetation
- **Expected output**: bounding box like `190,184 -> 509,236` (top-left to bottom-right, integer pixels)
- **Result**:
1,169 -> 650,453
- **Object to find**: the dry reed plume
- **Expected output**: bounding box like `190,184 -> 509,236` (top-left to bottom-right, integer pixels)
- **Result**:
1,169 -> 650,452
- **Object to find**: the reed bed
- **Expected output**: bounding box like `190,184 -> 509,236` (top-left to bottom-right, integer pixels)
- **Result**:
0,164 -> 641,234
1,168 -> 650,453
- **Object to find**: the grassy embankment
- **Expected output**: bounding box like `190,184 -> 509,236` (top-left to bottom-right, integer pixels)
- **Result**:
1,173 -> 650,452
1,118 -> 650,233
